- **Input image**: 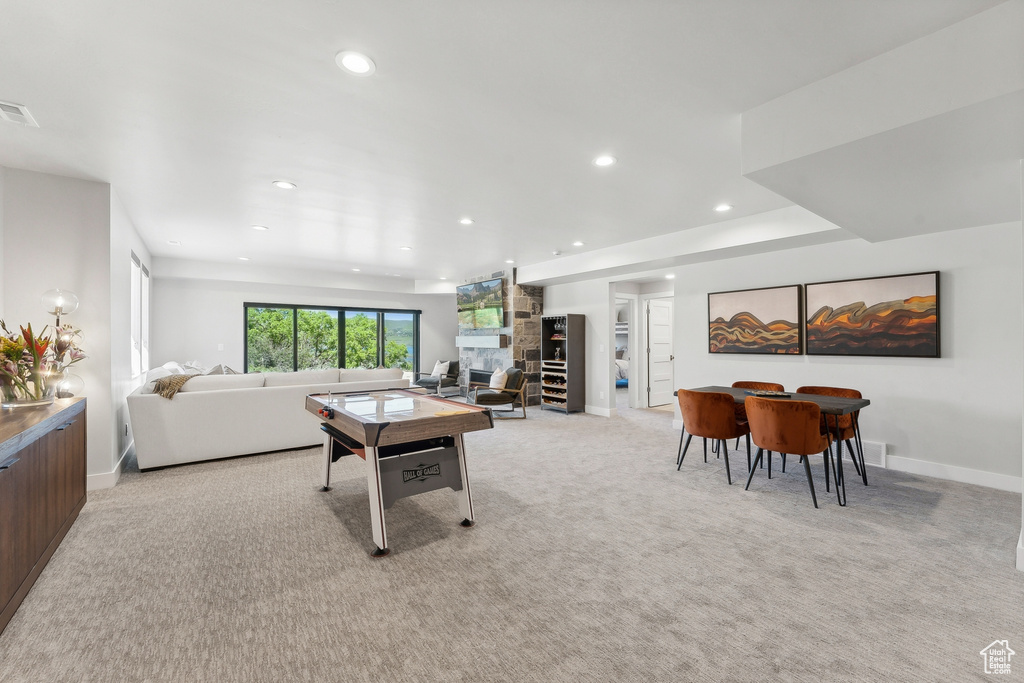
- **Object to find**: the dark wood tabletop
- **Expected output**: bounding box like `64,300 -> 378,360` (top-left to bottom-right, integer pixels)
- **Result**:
686,386 -> 869,415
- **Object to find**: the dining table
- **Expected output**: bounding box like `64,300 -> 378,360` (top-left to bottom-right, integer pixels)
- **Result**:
683,386 -> 870,506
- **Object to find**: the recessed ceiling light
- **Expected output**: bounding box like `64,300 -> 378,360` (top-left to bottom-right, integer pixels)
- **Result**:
572,241 -> 584,247
552,250 -> 561,256
238,257 -> 250,261
505,259 -> 515,264
665,274 -> 675,279
335,51 -> 376,76
400,246 -> 412,251
352,268 -> 361,272
272,180 -> 296,190
167,240 -> 181,246
440,276 -> 447,280
715,203 -> 733,212
393,273 -> 401,277
593,155 -> 616,167
251,225 -> 269,231
459,217 -> 474,225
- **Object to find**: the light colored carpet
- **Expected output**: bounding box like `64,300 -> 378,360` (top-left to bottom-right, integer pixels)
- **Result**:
0,404 -> 1021,682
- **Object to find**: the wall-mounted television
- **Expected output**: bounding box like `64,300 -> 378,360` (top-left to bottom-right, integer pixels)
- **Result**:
456,278 -> 504,328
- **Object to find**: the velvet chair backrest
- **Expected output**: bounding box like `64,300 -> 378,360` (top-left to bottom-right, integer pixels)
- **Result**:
446,360 -> 460,380
731,381 -> 785,392
503,367 -> 525,394
795,385 -> 860,431
677,389 -> 746,440
744,396 -> 830,456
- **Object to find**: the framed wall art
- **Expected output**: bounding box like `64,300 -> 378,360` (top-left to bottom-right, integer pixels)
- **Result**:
708,285 -> 802,354
805,271 -> 939,357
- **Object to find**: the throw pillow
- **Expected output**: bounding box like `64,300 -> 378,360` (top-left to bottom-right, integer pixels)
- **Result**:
489,367 -> 507,389
430,360 -> 449,379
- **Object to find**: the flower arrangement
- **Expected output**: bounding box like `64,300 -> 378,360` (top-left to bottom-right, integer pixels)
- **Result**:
0,320 -> 85,405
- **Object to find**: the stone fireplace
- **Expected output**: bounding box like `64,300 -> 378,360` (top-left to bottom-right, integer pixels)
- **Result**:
457,268 -> 543,405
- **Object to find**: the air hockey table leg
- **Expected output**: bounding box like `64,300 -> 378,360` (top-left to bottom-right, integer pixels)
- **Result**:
320,433 -> 333,492
455,433 -> 475,528
365,445 -> 390,557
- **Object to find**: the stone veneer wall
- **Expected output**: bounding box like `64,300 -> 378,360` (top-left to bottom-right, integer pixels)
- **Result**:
457,268 -> 543,405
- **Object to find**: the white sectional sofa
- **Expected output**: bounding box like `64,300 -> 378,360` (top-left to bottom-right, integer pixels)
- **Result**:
127,367 -> 409,470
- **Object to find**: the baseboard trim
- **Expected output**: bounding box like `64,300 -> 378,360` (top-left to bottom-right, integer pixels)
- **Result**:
585,405 -> 614,417
885,455 -> 1022,493
87,442 -> 132,491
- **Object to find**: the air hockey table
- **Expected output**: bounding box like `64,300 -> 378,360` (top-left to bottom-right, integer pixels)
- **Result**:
305,388 -> 494,557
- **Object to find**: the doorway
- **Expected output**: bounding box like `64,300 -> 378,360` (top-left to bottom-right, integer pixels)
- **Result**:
646,297 -> 674,407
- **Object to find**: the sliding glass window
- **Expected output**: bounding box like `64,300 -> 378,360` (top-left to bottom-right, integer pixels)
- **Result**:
344,311 -> 378,369
383,312 -> 415,371
246,307 -> 294,372
244,304 -> 419,374
298,308 -> 339,370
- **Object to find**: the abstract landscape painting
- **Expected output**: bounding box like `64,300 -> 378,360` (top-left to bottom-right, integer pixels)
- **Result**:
805,271 -> 939,357
708,285 -> 802,354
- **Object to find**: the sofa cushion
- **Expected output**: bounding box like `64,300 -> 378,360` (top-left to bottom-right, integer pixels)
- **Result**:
263,369 -> 340,387
339,367 -> 404,382
161,361 -> 186,375
178,373 -> 266,392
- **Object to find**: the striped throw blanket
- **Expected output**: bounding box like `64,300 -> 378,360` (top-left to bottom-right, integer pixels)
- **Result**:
153,374 -> 200,399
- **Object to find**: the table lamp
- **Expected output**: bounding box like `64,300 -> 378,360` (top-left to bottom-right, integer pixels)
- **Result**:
41,289 -> 80,327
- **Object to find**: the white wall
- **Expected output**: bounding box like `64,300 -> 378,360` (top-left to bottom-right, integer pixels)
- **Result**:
672,221 -> 1022,481
1,168 -> 115,478
109,190 -> 150,473
151,274 -> 458,372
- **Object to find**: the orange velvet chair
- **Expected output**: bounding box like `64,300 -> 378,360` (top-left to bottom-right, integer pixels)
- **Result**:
796,386 -> 867,485
676,389 -> 751,484
730,381 -> 785,451
743,396 -> 833,508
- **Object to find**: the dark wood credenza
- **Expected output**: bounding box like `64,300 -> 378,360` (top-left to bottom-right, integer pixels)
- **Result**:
0,398 -> 86,635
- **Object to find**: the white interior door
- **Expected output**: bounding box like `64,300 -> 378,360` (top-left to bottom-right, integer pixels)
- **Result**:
647,298 -> 674,407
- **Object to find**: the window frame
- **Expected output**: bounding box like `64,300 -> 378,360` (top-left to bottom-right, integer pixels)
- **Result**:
243,302 -> 421,374
130,252 -> 151,378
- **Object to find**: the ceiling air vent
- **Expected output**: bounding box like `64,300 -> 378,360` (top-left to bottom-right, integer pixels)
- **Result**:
0,101 -> 39,127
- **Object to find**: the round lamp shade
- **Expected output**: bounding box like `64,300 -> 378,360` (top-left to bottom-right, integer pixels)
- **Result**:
42,289 -> 80,318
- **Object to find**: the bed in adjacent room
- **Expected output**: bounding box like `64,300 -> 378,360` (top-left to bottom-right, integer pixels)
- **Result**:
615,356 -> 629,387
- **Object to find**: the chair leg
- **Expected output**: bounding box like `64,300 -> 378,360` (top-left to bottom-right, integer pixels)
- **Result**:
745,448 -> 764,490
677,434 -> 693,471
721,440 -> 732,485
781,454 -> 787,473
745,433 -> 751,472
703,438 -> 707,463
804,454 -> 819,508
676,428 -> 686,465
854,418 -> 868,485
767,450 -> 772,479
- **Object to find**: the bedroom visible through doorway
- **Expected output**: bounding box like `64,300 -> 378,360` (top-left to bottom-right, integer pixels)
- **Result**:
614,298 -> 632,410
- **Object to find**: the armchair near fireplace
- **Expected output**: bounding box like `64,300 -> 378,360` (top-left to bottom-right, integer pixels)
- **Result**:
467,367 -> 527,419
412,360 -> 460,396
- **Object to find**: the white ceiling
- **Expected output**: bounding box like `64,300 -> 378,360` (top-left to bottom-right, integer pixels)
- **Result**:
0,0 -> 1009,283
